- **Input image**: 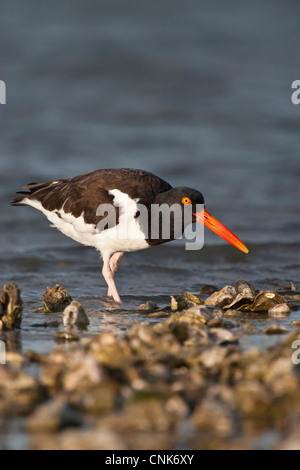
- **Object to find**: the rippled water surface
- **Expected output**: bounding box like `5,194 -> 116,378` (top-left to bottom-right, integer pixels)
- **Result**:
1,0 -> 300,356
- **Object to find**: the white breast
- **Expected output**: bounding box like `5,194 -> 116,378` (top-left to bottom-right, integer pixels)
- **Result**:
94,189 -> 149,259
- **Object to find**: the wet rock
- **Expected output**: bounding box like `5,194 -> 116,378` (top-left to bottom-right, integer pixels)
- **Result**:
29,427 -> 127,450
55,332 -> 79,343
5,351 -> 25,368
192,398 -> 236,439
170,297 -> 177,311
235,380 -> 270,422
263,325 -> 289,335
0,282 -> 23,330
199,285 -> 219,295
71,382 -> 119,415
134,324 -> 182,359
275,432 -> 300,451
209,328 -> 239,345
33,320 -> 60,328
34,307 -> 45,313
164,306 -> 209,328
138,301 -> 159,312
204,286 -> 236,309
206,284 -> 290,314
89,333 -> 132,369
43,285 -> 72,313
128,324 -> 156,347
251,291 -> 288,313
268,303 -> 290,317
224,294 -> 253,311
278,281 -> 296,291
263,357 -> 294,384
170,323 -> 189,343
124,367 -> 150,391
235,280 -> 256,296
3,277 -> 300,450
224,309 -> 243,318
199,346 -> 228,369
0,367 -> 41,417
290,321 -> 300,328
148,311 -> 169,318
62,351 -> 103,392
38,347 -> 104,396
26,398 -> 82,433
170,293 -> 202,312
207,317 -> 224,328
39,362 -> 66,393
212,308 -> 224,318
63,300 -> 89,327
25,350 -> 47,364
126,431 -> 174,451
224,281 -> 255,311
101,395 -> 188,434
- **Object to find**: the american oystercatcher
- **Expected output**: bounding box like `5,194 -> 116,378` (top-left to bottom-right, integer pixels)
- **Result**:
11,168 -> 248,303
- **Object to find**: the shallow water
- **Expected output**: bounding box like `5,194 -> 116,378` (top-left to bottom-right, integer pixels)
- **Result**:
1,240 -> 299,358
1,0 -> 300,362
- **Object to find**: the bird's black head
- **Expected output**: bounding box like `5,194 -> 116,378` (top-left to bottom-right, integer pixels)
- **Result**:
145,187 -> 205,246
151,186 -> 249,253
154,187 -> 205,223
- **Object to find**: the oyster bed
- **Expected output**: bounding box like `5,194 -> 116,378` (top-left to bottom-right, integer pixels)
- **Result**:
1,281 -> 300,450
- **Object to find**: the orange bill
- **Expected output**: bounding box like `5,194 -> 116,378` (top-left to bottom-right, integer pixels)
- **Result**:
194,209 -> 249,254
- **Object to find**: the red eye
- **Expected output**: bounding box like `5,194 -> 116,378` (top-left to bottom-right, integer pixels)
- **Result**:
182,197 -> 192,205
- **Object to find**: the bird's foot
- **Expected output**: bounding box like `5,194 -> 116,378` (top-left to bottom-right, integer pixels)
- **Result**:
103,296 -> 122,310
107,288 -> 122,304
103,257 -> 122,304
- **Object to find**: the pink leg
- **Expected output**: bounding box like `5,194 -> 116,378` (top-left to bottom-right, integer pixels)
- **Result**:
107,252 -> 123,298
110,252 -> 123,274
102,255 -> 122,303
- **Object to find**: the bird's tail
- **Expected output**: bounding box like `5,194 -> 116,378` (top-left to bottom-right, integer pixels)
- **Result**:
10,196 -> 27,206
10,181 -> 52,206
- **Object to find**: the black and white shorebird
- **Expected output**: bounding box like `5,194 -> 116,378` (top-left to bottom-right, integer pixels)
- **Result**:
11,168 -> 248,303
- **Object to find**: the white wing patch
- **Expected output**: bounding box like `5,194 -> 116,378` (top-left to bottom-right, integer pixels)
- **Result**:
94,189 -> 149,259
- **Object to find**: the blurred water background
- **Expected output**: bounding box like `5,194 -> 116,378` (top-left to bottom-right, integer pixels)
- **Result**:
0,0 -> 300,356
